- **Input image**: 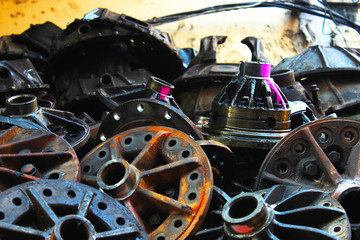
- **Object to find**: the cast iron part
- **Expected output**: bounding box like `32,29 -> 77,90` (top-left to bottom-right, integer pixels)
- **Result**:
271,69 -> 323,118
222,185 -> 350,240
241,37 -> 270,63
273,45 -> 360,115
273,45 -> 360,78
81,126 -> 213,240
255,118 -> 360,235
97,76 -> 178,109
0,180 -> 149,239
0,22 -> 62,72
45,8 -> 185,109
97,98 -> 203,142
173,36 -> 238,119
197,140 -> 236,188
0,59 -> 48,93
0,126 -> 80,192
202,61 -> 291,149
1,94 -> 90,150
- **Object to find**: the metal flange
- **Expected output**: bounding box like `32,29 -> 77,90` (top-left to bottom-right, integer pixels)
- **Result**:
256,118 -> 360,234
97,98 -> 203,142
0,126 -> 80,192
0,180 -> 149,239
81,126 -> 213,239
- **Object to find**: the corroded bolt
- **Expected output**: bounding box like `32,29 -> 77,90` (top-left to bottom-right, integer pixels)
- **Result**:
303,162 -> 319,177
328,151 -> 341,164
20,164 -> 39,176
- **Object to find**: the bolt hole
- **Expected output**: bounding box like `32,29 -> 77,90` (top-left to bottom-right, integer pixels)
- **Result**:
322,202 -> 332,207
188,192 -> 197,200
113,113 -> 121,121
168,139 -> 177,147
164,111 -> 172,120
67,190 -> 76,198
0,67 -> 10,79
137,104 -> 144,112
144,134 -> 152,141
78,24 -> 90,34
344,131 -> 354,142
101,74 -> 112,85
43,188 -> 52,197
294,143 -> 306,154
276,163 -> 289,175
174,220 -> 183,228
48,172 -> 60,179
266,117 -> 276,129
116,217 -> 125,225
83,165 -> 90,173
124,137 -> 132,145
318,132 -> 329,144
157,237 -> 165,240
0,212 -> 4,220
98,202 -> 107,210
181,150 -> 190,158
98,150 -> 107,158
190,172 -> 199,181
12,197 -> 22,206
333,226 -> 342,233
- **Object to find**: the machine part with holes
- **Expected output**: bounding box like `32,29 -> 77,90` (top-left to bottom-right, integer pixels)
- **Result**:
0,126 -> 80,192
0,94 -> 89,150
97,98 -> 203,142
272,69 -> 324,118
222,185 -> 350,240
45,8 -> 185,111
273,45 -> 360,116
97,76 -> 179,109
0,22 -> 62,72
0,180 -> 149,239
81,126 -> 213,239
202,61 -> 291,149
197,140 -> 236,188
173,36 -> 238,119
255,118 -> 360,235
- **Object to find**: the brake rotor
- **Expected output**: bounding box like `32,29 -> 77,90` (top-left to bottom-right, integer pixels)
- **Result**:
81,126 -> 213,239
0,126 -> 80,192
0,180 -> 149,239
256,118 -> 360,234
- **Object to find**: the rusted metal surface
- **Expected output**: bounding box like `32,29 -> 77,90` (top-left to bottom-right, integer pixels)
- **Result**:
0,180 -> 149,239
0,126 -> 80,192
0,94 -> 90,149
222,185 -> 351,239
97,98 -> 203,142
202,61 -> 291,149
81,126 -> 213,239
256,118 -> 360,235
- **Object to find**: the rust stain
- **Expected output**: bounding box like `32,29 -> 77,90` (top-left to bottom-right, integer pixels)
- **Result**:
13,0 -> 28,4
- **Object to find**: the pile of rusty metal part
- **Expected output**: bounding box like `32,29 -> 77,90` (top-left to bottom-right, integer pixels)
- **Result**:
0,8 -> 359,240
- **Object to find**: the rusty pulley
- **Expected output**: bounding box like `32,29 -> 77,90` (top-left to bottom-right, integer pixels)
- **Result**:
0,126 -> 80,192
81,126 -> 213,240
0,180 -> 149,239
